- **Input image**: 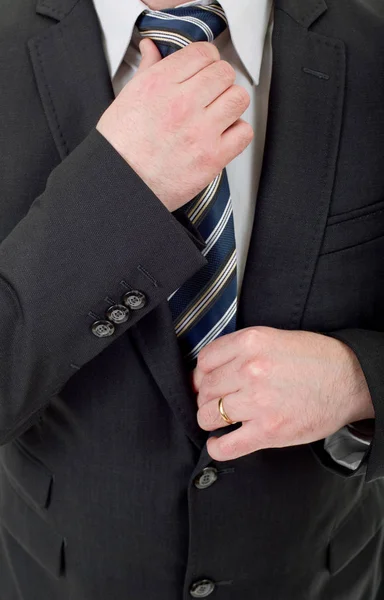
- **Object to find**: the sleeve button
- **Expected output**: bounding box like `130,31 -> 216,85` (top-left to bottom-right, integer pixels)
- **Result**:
91,320 -> 115,338
123,290 -> 147,310
106,304 -> 130,324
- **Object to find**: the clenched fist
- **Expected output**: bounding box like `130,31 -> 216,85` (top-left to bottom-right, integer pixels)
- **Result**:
96,39 -> 253,212
192,327 -> 374,462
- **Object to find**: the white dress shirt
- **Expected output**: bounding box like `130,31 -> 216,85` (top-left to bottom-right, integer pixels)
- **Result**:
92,0 -> 370,471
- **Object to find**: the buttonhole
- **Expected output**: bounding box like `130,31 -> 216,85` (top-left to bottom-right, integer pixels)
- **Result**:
88,311 -> 101,320
217,467 -> 235,475
302,67 -> 330,80
137,264 -> 159,288
119,280 -> 132,291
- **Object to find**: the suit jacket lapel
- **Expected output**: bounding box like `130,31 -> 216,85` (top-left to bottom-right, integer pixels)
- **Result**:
238,2 -> 346,330
29,0 -> 114,159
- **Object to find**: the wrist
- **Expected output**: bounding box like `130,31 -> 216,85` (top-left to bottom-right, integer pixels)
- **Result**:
339,341 -> 375,422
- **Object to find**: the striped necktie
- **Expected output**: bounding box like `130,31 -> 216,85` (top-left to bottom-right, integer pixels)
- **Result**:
136,2 -> 237,367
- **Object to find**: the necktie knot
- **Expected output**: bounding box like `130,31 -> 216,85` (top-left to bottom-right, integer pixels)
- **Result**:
136,2 -> 228,57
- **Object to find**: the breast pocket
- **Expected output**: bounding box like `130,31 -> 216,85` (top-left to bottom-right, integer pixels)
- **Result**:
0,441 -> 65,579
303,199 -> 384,331
321,199 -> 384,256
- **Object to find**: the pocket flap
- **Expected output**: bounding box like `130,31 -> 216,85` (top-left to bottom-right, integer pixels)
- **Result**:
322,201 -> 384,255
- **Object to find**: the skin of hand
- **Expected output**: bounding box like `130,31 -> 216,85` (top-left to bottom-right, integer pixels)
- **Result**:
96,39 -> 253,212
192,327 -> 375,462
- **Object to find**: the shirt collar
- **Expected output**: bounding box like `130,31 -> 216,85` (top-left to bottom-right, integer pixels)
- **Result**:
92,0 -> 273,85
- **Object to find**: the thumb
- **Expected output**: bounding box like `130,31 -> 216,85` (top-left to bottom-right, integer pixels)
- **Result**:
136,38 -> 162,75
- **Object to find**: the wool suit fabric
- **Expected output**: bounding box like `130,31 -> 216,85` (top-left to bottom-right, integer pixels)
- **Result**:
1,0 -> 384,599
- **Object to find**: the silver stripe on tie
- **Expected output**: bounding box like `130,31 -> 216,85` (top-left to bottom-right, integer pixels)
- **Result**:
202,195 -> 232,257
186,298 -> 237,360
175,249 -> 236,336
140,31 -> 190,48
144,10 -> 214,42
200,4 -> 228,25
187,174 -> 222,223
168,195 -> 232,302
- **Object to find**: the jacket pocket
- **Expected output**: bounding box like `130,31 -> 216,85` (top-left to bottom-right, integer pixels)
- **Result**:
0,441 -> 65,578
321,199 -> 384,255
327,486 -> 384,575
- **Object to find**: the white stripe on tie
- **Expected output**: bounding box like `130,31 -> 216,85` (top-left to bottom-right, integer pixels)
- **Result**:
200,4 -> 228,25
140,31 -> 190,48
187,173 -> 222,223
202,195 -> 232,257
185,298 -> 237,360
175,249 -> 236,336
145,10 -> 214,42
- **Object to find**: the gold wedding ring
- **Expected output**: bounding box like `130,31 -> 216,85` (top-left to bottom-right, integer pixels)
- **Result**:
218,397 -> 237,425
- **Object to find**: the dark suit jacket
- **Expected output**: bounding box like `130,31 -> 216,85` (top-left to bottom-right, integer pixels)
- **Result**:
1,0 -> 384,598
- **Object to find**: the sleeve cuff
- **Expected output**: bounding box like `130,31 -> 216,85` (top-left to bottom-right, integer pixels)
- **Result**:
324,425 -> 372,471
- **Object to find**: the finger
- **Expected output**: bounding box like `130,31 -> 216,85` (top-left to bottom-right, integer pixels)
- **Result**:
192,366 -> 203,393
220,118 -> 254,166
196,358 -> 242,407
206,84 -> 251,133
182,59 -> 236,108
160,41 -> 220,83
136,39 -> 163,75
196,330 -> 240,374
197,391 -> 248,431
207,421 -> 261,461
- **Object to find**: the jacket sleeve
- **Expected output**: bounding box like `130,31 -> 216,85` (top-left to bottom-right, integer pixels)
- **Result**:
0,129 -> 207,445
311,329 -> 384,483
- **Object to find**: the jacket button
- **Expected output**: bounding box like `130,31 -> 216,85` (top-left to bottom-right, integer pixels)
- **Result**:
123,290 -> 147,310
194,467 -> 218,490
190,580 -> 216,597
106,304 -> 130,324
91,320 -> 115,338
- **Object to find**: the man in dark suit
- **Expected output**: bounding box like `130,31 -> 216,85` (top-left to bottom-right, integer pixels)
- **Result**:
0,0 -> 384,598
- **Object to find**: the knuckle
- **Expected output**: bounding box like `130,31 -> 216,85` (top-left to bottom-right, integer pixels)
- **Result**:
205,370 -> 220,388
193,41 -> 219,61
224,85 -> 249,117
262,413 -> 286,440
197,349 -> 210,372
241,328 -> 260,350
245,355 -> 272,380
219,436 -> 238,456
229,85 -> 250,111
217,60 -> 236,81
220,436 -> 251,458
238,122 -> 254,146
242,359 -> 262,381
200,404 -> 219,426
205,372 -> 218,388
